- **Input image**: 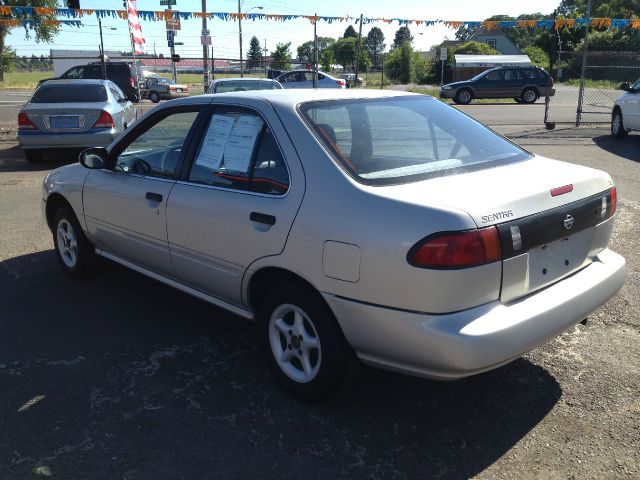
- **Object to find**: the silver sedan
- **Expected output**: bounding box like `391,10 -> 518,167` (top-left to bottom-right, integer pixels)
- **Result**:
41,90 -> 626,401
18,79 -> 137,162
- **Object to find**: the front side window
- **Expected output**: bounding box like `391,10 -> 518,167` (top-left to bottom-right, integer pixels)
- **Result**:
189,111 -> 289,195
61,66 -> 84,79
301,96 -> 531,186
485,70 -> 504,81
115,111 -> 199,178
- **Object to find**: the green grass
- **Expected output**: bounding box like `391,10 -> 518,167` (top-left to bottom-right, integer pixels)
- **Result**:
0,70 -> 54,89
561,78 -> 622,89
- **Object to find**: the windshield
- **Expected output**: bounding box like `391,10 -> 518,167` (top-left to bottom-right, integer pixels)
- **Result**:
300,96 -> 531,186
31,84 -> 108,103
471,70 -> 492,81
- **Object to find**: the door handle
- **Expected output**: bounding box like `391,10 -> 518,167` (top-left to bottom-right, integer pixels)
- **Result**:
250,212 -> 276,226
145,192 -> 163,202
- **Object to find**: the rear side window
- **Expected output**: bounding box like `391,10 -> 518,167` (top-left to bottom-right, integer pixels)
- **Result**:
31,84 -> 108,103
301,96 -> 531,186
189,111 -> 289,195
523,69 -> 544,79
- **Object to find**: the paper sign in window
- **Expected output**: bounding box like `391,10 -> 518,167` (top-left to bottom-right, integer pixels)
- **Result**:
222,115 -> 264,173
195,114 -> 235,170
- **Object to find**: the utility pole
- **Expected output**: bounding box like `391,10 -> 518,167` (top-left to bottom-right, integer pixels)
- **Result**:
238,0 -> 244,77
354,14 -> 363,87
313,14 -> 318,88
263,38 -> 267,78
201,0 -> 209,89
98,18 -> 106,79
168,3 -> 177,83
576,0 -> 592,126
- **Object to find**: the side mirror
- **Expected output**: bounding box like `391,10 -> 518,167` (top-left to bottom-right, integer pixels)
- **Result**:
79,148 -> 108,169
620,82 -> 630,91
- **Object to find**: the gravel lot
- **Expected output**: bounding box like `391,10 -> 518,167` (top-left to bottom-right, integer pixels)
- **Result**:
0,117 -> 638,479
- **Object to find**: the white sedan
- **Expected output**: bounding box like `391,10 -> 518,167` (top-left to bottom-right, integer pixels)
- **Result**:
611,78 -> 640,137
276,69 -> 346,88
42,90 -> 625,401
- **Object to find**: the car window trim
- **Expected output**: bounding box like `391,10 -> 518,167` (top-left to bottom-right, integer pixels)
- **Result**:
108,104 -> 208,181
180,103 -> 291,196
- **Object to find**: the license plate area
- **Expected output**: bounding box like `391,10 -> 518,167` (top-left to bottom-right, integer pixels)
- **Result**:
47,115 -> 83,129
527,231 -> 591,290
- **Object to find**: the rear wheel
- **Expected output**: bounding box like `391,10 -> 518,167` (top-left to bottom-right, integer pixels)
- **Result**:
454,89 -> 473,105
521,88 -> 539,104
149,91 -> 160,103
611,108 -> 629,138
259,283 -> 357,402
52,206 -> 96,278
24,150 -> 42,162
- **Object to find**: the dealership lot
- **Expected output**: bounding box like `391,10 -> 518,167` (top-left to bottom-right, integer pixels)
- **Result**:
0,110 -> 638,478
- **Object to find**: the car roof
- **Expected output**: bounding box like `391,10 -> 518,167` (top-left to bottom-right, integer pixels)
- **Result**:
212,78 -> 278,83
167,89 -> 417,109
39,79 -> 110,86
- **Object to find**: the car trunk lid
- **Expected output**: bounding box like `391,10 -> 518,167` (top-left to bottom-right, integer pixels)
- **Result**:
22,103 -> 109,132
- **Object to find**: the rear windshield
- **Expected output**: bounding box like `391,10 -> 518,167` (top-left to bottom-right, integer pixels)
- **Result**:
214,80 -> 280,93
300,96 -> 531,186
32,84 -> 108,103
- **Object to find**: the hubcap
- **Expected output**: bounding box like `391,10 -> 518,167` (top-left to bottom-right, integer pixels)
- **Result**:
56,219 -> 78,268
524,91 -> 536,102
459,91 -> 470,102
268,304 -> 321,383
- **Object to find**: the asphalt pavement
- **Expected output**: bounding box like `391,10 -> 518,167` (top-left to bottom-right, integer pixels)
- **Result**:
0,103 -> 639,479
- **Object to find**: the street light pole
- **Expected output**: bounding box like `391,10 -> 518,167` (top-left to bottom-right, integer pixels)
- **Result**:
202,0 -> 209,89
238,0 -> 243,77
98,18 -> 106,79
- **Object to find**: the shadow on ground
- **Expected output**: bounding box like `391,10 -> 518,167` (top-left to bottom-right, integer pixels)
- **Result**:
0,144 -> 78,172
593,134 -> 640,162
0,251 -> 562,479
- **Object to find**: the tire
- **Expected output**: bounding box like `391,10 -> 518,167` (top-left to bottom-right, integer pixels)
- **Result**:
514,97 -> 524,104
52,206 -> 96,278
520,88 -> 539,104
149,91 -> 160,103
611,108 -> 628,138
259,282 -> 357,402
453,89 -> 473,105
24,150 -> 43,163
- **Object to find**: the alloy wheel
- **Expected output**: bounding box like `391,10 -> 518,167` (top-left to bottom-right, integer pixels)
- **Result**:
56,219 -> 78,268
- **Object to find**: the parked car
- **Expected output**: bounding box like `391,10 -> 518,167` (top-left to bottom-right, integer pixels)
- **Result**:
440,66 -> 555,105
42,90 -> 625,401
39,61 -> 142,103
19,79 -> 136,162
611,78 -> 640,137
276,70 -> 346,89
266,69 -> 283,80
141,73 -> 189,103
339,73 -> 364,88
207,78 -> 283,94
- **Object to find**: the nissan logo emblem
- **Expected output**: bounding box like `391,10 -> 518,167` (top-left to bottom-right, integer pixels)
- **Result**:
564,214 -> 575,230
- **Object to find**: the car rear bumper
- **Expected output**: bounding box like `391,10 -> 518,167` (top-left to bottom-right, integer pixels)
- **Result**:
18,129 -> 119,149
323,248 -> 625,380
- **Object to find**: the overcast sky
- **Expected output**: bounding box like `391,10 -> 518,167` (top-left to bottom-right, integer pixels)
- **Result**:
8,0 -> 562,58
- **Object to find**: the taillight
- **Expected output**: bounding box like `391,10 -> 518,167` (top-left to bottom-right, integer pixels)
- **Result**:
610,187 -> 617,217
337,80 -> 346,87
92,110 -> 115,129
18,112 -> 38,130
408,227 -> 502,269
129,76 -> 135,87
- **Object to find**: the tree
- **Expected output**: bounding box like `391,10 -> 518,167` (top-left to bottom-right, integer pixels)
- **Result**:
522,46 -> 550,69
385,42 -> 428,84
320,47 -> 335,72
246,36 -> 263,69
391,26 -> 413,49
333,37 -> 356,71
343,25 -> 358,39
297,37 -> 336,64
366,27 -> 385,68
0,0 -> 60,82
271,42 -> 292,70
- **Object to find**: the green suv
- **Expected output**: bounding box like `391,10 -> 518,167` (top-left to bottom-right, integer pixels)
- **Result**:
440,66 -> 555,105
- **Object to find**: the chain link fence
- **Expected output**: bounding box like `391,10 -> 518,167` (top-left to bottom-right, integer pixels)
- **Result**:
544,51 -> 640,128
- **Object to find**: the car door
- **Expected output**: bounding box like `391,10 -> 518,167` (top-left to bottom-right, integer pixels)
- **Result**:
501,69 -> 523,98
623,79 -> 640,129
166,103 -> 305,307
475,69 -> 504,98
108,82 -> 136,129
82,106 -> 204,276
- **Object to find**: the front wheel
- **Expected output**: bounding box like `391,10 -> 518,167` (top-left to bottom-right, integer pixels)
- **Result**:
259,283 -> 357,402
149,91 -> 160,103
52,206 -> 96,278
611,108 -> 629,138
454,89 -> 473,105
